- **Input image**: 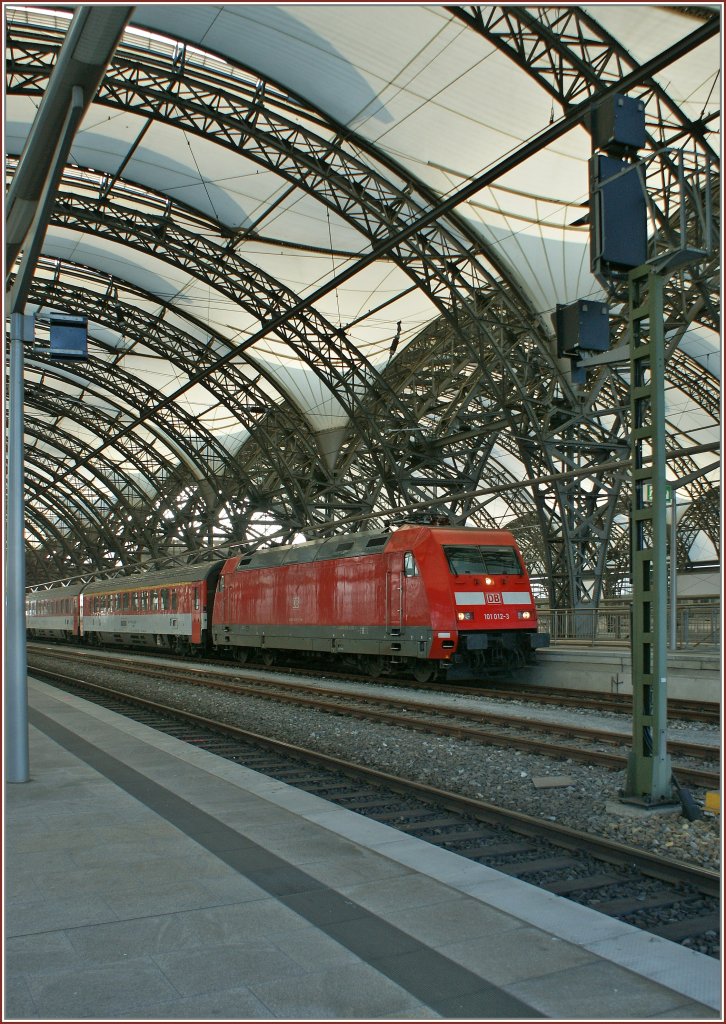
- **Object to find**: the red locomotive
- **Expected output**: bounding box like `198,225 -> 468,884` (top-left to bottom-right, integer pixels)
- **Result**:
212,525 -> 548,680
26,526 -> 548,680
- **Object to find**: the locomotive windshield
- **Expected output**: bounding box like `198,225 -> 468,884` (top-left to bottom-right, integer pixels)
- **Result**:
444,545 -> 523,576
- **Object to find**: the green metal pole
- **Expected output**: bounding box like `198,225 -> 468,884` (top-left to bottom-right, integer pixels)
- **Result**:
624,265 -> 674,804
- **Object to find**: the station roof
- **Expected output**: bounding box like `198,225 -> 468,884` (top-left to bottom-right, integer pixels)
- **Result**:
4,3 -> 721,601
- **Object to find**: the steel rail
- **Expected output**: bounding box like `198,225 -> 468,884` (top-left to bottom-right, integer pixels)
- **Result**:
31,663 -> 721,898
28,650 -> 719,790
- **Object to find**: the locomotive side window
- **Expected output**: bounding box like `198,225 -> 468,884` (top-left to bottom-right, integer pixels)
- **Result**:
404,552 -> 419,577
444,545 -> 522,576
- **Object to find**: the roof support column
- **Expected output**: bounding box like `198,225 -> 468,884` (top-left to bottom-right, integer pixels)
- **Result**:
5,314 -> 32,782
5,89 -> 83,783
623,265 -> 674,806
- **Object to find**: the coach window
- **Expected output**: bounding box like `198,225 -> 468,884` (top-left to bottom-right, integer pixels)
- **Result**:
141,591 -> 148,611
171,589 -> 178,612
161,588 -> 169,610
152,591 -> 159,611
193,587 -> 200,611
122,592 -> 129,610
404,552 -> 419,577
132,591 -> 138,610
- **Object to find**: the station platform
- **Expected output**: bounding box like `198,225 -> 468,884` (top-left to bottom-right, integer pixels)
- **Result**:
5,678 -> 721,1021
523,645 -> 721,703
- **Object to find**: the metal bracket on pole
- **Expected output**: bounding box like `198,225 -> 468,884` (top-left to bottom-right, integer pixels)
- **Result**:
622,264 -> 675,806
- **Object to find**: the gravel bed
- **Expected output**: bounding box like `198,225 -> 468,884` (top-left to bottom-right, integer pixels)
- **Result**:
32,657 -> 721,872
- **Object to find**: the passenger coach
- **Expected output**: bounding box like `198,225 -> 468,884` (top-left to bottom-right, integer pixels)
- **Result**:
81,562 -> 224,654
25,583 -> 84,641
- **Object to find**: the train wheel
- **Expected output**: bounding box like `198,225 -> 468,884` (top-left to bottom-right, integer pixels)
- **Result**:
261,650 -> 276,667
235,647 -> 249,665
363,655 -> 385,679
412,662 -> 436,684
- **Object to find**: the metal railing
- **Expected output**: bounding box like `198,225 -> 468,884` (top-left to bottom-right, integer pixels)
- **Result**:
537,602 -> 720,650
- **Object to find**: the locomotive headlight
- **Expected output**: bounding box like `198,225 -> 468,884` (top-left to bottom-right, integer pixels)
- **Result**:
457,611 -> 474,621
484,576 -> 493,586
518,611 -> 532,620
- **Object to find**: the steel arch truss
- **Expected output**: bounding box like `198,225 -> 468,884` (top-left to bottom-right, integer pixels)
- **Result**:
5,10 -> 720,602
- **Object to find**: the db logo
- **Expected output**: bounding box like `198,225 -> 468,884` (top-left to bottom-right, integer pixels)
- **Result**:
486,593 -> 503,604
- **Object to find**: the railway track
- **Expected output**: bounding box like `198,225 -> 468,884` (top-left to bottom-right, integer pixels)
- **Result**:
28,647 -> 720,791
424,680 -> 721,724
27,641 -> 720,724
30,664 -> 721,960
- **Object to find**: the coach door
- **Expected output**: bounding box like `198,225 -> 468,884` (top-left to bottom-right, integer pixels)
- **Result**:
385,567 -> 403,636
191,585 -> 201,643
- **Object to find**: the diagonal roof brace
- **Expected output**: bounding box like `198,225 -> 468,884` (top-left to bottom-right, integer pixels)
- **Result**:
5,5 -> 133,277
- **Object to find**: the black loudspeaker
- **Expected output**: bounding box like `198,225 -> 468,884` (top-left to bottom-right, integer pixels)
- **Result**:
553,300 -> 609,359
592,94 -> 646,156
50,317 -> 88,360
590,154 -> 647,274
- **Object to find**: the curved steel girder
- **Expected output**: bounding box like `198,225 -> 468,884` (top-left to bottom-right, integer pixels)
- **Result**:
678,489 -> 721,560
37,175 -> 422,502
23,413 -> 188,569
5,22 -> 562,394
26,350 -> 227,497
20,442 -> 127,559
449,5 -> 720,331
8,30 -> 565,528
377,310 -> 718,603
22,456 -> 136,567
41,162 -> 413,421
11,23 -> 712,512
25,517 -> 79,582
27,259 -> 329,492
24,360 -> 215,521
24,390 -> 169,509
360,342 -> 540,521
8,21 -> 718,424
449,5 -> 718,160
24,369 -> 264,564
8,16 -> 719,599
24,369 -> 319,574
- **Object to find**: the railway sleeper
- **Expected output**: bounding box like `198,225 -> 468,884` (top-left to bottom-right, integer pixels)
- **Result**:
497,855 -> 583,876
593,892 -> 691,916
649,912 -> 721,942
543,873 -> 622,895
